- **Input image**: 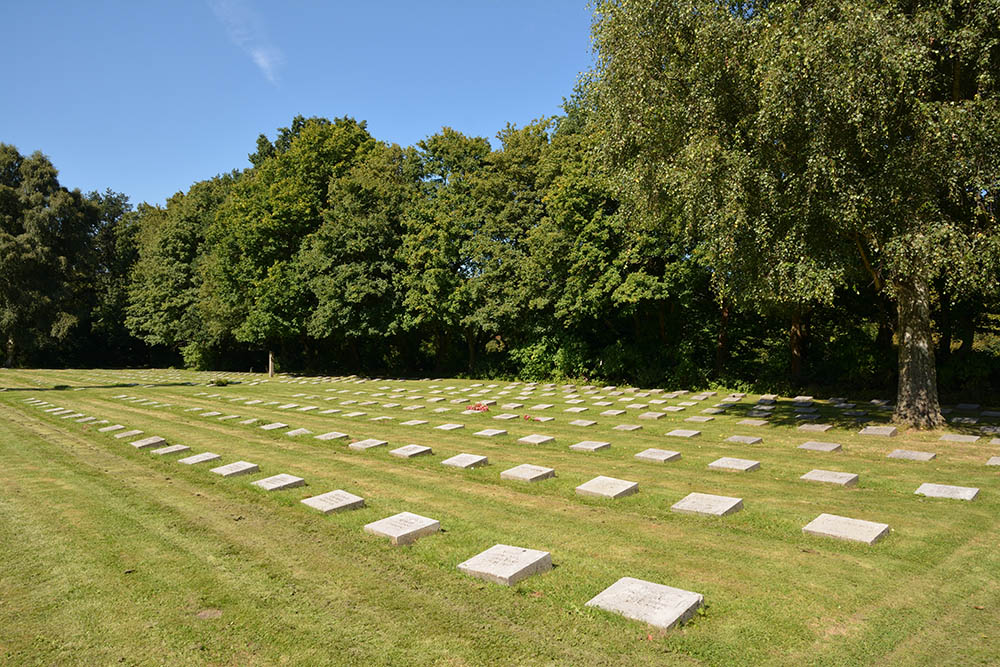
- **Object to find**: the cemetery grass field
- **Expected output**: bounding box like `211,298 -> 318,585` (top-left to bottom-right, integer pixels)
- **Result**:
2,369 -> 1000,665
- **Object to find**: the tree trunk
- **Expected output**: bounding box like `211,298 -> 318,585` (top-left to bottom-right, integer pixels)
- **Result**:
789,311 -> 805,383
267,350 -> 274,377
894,277 -> 944,428
937,291 -> 952,360
465,329 -> 477,373
714,302 -> 729,378
4,336 -> 13,368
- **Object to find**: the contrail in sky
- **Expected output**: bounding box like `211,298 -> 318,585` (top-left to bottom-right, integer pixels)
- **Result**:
208,0 -> 284,85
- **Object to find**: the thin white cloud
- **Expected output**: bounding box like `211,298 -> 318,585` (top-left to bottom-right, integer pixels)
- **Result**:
208,0 -> 284,85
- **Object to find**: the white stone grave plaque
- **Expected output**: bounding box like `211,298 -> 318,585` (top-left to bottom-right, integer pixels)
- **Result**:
302,489 -> 365,513
634,448 -> 681,463
200,411 -> 222,417
130,436 -> 166,449
888,449 -> 935,461
343,411 -> 367,417
494,413 -> 519,420
390,444 -> 432,458
98,424 -> 125,432
685,416 -> 714,423
475,428 -> 506,437
253,473 -> 305,491
315,431 -> 349,441
800,469 -> 857,486
988,456 -> 1000,466
569,419 -> 596,427
442,453 -> 489,469
178,452 -> 221,465
570,440 -> 610,452
152,444 -> 190,455
238,418 -> 259,425
211,461 -> 259,477
458,544 -> 552,586
798,423 -> 833,433
738,419 -> 768,427
860,426 -> 897,437
666,429 -> 700,439
709,457 -> 760,472
518,434 -> 554,445
114,430 -> 144,439
638,412 -> 665,420
613,424 -> 642,432
349,438 -> 387,451
565,407 -> 589,414
576,476 -> 638,499
799,441 -> 841,452
286,428 -> 312,437
435,423 -> 465,431
586,577 -> 703,630
671,492 -> 743,516
530,404 -> 554,410
260,422 -> 288,431
601,409 -> 626,416
364,512 -> 439,545
500,464 -> 554,482
803,513 -> 889,545
914,483 -> 979,501
939,434 -> 979,443
726,435 -> 761,445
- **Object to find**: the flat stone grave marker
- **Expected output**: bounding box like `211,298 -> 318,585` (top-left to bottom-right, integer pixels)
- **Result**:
390,444 -> 433,459
475,428 -> 506,437
364,512 -> 439,546
399,419 -> 428,427
302,489 -> 365,514
798,423 -> 833,433
211,461 -> 259,478
726,435 -> 761,445
518,434 -> 554,445
565,407 -> 589,414
500,464 -> 555,482
114,430 -> 144,439
277,403 -> 300,409
76,416 -> 97,423
666,429 -> 701,439
799,441 -> 842,452
701,407 -> 726,415
218,415 -> 240,421
613,424 -> 642,432
179,452 -> 221,466
738,419 -> 768,427
888,449 -> 936,461
800,469 -> 858,486
442,453 -> 489,469
950,417 -> 978,425
130,436 -> 166,449
671,492 -> 743,516
803,513 -> 890,545
315,431 -> 348,441
151,444 -> 190,456
709,457 -> 760,472
860,425 -> 897,437
940,434 -> 979,443
286,428 -> 312,437
684,416 -> 713,424
586,577 -> 703,630
576,475 -> 638,499
570,440 -> 610,452
530,404 -> 554,410
349,438 -> 388,451
457,544 -> 552,586
260,422 -> 288,431
343,411 -> 367,417
254,473 -> 306,491
601,409 -> 626,416
635,448 -> 681,463
494,413 -> 519,420
501,403 -> 524,410
956,403 -> 980,411
987,456 -> 1000,466
60,412 -> 85,419
98,424 -> 125,433
200,411 -> 222,417
638,412 -> 665,420
914,483 -> 979,501
569,419 -> 596,427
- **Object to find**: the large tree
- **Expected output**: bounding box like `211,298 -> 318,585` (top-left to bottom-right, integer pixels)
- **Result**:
592,0 -> 1000,427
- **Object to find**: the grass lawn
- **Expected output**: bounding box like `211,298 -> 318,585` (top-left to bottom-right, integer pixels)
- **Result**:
2,367 -> 999,665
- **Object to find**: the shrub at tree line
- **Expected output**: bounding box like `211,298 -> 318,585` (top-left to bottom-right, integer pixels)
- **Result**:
1,1 -> 997,427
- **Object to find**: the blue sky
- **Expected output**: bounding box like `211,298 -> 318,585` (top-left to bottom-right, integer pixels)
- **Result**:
4,1 -> 594,206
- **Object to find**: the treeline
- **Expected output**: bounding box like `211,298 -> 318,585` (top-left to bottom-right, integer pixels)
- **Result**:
1,104 -> 997,396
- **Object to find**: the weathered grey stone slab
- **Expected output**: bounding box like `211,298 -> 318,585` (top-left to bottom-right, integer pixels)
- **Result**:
533,416 -> 554,423
211,461 -> 259,477
130,436 -> 166,449
798,423 -> 833,433
600,409 -> 626,416
286,428 -> 312,437
738,419 -> 768,426
442,453 -> 488,468
634,448 -> 681,463
709,457 -> 760,472
178,452 -> 220,465
860,425 -> 897,437
666,429 -> 700,438
458,544 -> 552,586
803,513 -> 890,545
685,416 -> 714,423
914,483 -> 979,501
302,490 -> 364,513
253,473 -> 306,491
349,438 -> 387,451
151,444 -> 190,455
500,464 -> 555,482
671,492 -> 743,516
637,412 -> 665,420
888,449 -> 936,461
114,429 -> 144,439
315,431 -> 349,441
569,419 -> 596,427
98,424 -> 125,433
475,428 -> 506,437
939,433 -> 979,443
988,456 -> 1000,466
570,440 -> 610,452
799,441 -> 842,453
800,469 -> 858,486
586,577 -> 703,630
435,423 -> 465,431
565,406 -> 589,413
364,512 -> 439,546
726,435 -> 761,445
576,476 -> 638,499
501,403 -> 524,410
75,416 -> 97,423
530,403 -> 554,410
612,424 -> 642,432
390,444 -> 433,458
955,403 -> 980,411
493,413 -> 519,420
663,406 -> 686,413
342,411 -> 367,417
518,434 -> 554,445
200,411 -> 222,417
260,422 -> 288,431
238,418 -> 259,425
